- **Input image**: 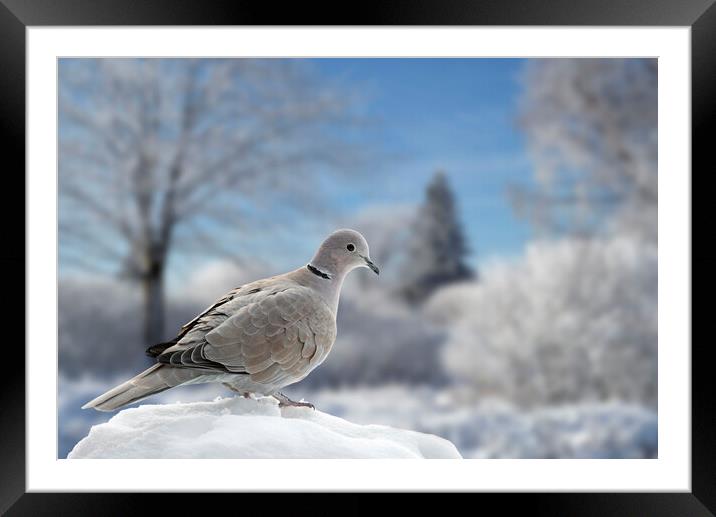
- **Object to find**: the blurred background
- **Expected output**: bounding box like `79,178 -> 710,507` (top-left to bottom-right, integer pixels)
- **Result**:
58,58 -> 658,459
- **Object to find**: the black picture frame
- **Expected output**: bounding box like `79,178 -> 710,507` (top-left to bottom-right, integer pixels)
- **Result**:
1,0 -> 705,514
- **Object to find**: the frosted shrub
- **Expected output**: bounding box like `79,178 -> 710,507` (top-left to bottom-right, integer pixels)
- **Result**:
428,234 -> 657,408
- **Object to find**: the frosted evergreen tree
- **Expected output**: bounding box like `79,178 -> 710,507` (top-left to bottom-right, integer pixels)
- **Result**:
399,171 -> 474,305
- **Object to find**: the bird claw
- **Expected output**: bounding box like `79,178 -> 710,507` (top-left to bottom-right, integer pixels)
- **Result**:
279,400 -> 315,410
275,393 -> 315,410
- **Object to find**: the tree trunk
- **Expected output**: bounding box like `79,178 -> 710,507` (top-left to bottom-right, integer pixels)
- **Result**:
141,267 -> 165,346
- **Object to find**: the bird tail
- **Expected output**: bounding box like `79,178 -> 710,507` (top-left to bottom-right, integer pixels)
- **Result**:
82,364 -> 176,412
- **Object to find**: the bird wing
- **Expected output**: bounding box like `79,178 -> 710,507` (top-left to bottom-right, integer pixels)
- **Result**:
156,285 -> 337,386
180,287 -> 244,334
145,285 -> 245,357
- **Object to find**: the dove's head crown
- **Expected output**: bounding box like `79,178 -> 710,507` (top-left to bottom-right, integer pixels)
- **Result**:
310,229 -> 379,278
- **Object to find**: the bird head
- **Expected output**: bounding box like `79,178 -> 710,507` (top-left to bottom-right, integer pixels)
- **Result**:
309,229 -> 379,279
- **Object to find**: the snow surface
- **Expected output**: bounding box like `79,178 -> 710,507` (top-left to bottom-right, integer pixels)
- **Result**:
68,395 -> 462,459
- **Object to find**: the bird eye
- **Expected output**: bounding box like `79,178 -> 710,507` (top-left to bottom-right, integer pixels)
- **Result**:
346,243 -> 355,252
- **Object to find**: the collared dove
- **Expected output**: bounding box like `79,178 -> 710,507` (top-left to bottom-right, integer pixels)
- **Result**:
83,229 -> 379,412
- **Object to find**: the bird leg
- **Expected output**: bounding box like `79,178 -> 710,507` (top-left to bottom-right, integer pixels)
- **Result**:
223,383 -> 252,398
274,392 -> 315,410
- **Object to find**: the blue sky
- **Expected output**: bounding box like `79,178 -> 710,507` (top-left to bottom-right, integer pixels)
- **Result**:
307,58 -> 535,267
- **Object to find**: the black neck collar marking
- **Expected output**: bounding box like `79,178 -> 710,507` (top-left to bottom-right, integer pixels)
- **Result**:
307,264 -> 331,279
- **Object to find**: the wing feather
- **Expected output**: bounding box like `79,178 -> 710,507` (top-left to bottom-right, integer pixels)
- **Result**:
202,286 -> 336,386
155,283 -> 336,388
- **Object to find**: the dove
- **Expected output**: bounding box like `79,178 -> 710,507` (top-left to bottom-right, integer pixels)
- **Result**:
82,229 -> 379,412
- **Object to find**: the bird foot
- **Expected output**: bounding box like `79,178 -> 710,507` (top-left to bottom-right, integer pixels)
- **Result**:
280,400 -> 315,410
274,392 -> 315,410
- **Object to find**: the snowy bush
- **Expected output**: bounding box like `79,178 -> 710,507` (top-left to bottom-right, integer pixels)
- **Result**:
59,275 -> 221,379
427,234 -> 657,408
59,277 -> 152,377
307,386 -> 657,459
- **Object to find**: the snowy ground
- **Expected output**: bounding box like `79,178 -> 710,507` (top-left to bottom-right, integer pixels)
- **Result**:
68,395 -> 461,459
308,386 -> 657,459
61,379 -> 656,459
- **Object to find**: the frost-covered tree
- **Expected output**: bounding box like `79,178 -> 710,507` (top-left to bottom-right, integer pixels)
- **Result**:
513,59 -> 657,243
59,58 -> 357,346
398,171 -> 473,305
432,59 -> 659,407
428,235 -> 657,408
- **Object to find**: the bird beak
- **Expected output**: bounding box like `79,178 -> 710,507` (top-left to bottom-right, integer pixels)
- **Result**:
361,255 -> 380,275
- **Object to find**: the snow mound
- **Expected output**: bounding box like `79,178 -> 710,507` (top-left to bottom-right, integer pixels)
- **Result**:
68,395 -> 462,459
